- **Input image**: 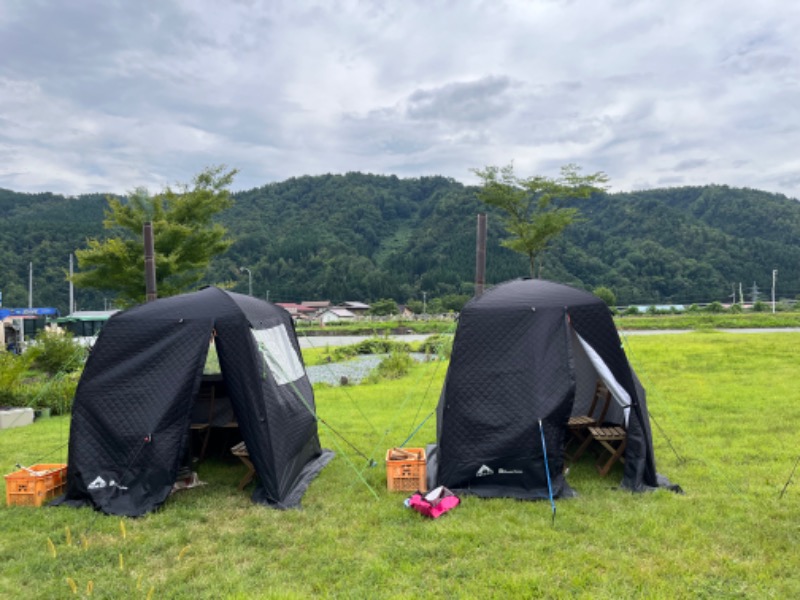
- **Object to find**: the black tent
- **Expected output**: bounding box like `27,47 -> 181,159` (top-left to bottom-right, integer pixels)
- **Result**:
428,278 -> 675,500
55,287 -> 333,516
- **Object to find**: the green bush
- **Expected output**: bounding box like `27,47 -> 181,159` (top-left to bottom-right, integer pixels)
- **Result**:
593,286 -> 616,308
0,351 -> 31,387
331,337 -> 411,361
418,334 -> 453,359
21,372 -> 80,414
728,303 -> 743,313
368,298 -> 398,316
705,301 -> 724,313
26,329 -> 87,375
623,305 -> 640,316
367,351 -> 414,382
0,351 -> 33,405
752,300 -> 768,312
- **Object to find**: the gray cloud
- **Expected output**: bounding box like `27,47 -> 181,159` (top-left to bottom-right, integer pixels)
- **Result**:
675,159 -> 709,171
0,0 -> 799,200
406,76 -> 515,123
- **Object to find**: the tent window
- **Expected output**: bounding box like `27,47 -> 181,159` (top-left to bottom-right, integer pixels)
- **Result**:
252,325 -> 305,385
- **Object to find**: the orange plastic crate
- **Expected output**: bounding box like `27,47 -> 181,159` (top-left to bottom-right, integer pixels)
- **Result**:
5,464 -> 67,507
385,447 -> 426,493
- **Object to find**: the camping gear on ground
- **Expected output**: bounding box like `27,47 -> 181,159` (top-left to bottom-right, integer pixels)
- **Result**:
5,464 -> 68,507
407,486 -> 459,518
428,278 -> 677,501
386,447 -> 427,492
170,470 -> 206,494
53,287 -> 333,516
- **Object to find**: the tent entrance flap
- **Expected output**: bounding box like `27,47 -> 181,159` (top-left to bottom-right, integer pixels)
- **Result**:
574,332 -> 631,426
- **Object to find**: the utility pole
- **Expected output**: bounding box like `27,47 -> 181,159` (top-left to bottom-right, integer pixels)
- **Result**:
422,291 -> 427,316
240,267 -> 252,296
751,281 -> 759,304
28,262 -> 33,308
772,269 -> 777,313
69,254 -> 75,314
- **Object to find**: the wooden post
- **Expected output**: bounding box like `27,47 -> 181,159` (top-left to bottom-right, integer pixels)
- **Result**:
143,222 -> 157,302
475,213 -> 487,297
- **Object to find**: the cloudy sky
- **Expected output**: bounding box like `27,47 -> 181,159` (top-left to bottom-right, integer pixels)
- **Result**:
2,0 -> 799,198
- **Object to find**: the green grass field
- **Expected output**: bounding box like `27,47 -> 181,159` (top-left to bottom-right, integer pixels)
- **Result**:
1,332 -> 799,598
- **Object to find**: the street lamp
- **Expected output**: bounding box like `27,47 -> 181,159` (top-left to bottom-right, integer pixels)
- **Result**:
240,267 -> 252,296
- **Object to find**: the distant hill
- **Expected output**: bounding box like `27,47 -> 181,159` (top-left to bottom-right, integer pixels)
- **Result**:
1,175 -> 799,313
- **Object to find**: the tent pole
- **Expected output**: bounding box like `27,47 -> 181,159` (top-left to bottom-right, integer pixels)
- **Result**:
539,419 -> 556,525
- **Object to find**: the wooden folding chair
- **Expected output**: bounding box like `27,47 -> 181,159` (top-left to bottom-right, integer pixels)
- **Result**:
565,381 -> 612,463
231,442 -> 256,490
190,385 -> 215,462
586,424 -> 627,476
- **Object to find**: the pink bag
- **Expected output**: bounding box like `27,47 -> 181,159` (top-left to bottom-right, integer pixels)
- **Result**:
407,486 -> 460,518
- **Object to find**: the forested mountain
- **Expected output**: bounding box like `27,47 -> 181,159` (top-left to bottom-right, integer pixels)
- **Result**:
1,174 -> 799,314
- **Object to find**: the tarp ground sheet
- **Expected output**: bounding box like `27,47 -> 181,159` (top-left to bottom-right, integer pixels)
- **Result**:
54,287 -> 332,516
433,278 -> 678,501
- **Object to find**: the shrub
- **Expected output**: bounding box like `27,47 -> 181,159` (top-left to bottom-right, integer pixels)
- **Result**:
728,303 -> 743,313
705,301 -> 724,313
0,351 -> 33,405
418,334 -> 453,359
752,301 -> 768,312
22,372 -> 80,415
593,286 -> 616,309
368,299 -> 398,316
367,351 -> 414,382
357,338 -> 411,354
26,329 -> 87,375
623,305 -> 640,316
331,337 -> 411,361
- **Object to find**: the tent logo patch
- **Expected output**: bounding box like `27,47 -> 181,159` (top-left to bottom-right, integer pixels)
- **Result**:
498,468 -> 523,475
476,465 -> 494,477
88,476 -> 107,490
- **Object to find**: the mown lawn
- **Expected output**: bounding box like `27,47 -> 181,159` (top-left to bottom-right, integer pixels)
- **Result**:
1,331 -> 799,598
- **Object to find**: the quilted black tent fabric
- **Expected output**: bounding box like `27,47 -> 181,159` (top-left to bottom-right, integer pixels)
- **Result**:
54,287 -> 332,516
434,278 -> 667,499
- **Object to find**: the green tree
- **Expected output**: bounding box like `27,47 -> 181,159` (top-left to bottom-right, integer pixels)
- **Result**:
405,299 -> 424,314
72,166 -> 237,306
472,163 -> 608,277
593,286 -> 617,309
368,298 -> 399,316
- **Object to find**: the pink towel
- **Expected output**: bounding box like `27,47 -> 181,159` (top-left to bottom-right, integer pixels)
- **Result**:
408,486 -> 460,518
